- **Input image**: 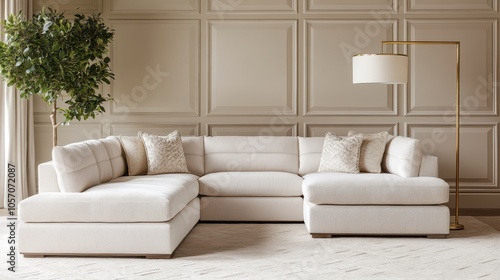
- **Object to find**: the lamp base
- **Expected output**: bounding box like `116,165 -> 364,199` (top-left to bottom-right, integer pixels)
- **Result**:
450,222 -> 464,230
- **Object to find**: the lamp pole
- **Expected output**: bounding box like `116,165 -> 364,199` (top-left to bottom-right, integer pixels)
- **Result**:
380,41 -> 463,230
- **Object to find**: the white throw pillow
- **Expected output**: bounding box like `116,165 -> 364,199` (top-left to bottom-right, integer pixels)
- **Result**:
348,130 -> 389,173
318,132 -> 364,173
118,135 -> 148,176
139,130 -> 189,175
382,136 -> 422,178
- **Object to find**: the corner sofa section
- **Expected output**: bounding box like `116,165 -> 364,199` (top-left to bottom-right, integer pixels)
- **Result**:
18,135 -> 450,258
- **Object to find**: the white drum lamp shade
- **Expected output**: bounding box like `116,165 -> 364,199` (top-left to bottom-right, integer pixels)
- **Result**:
352,54 -> 408,84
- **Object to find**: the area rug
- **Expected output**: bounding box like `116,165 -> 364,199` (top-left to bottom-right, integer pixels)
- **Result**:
1,216 -> 499,279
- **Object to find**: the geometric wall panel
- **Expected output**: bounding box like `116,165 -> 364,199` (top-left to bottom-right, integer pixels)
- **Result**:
208,20 -> 297,116
405,19 -> 497,116
208,123 -> 297,136
305,123 -> 397,137
306,0 -> 396,13
109,123 -> 200,136
407,123 -> 497,190
108,0 -> 199,13
33,0 -> 101,14
305,20 -> 398,116
405,0 -> 497,13
110,20 -> 199,116
208,0 -> 296,13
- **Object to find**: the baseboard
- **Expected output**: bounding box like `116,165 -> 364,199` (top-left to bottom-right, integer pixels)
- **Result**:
446,193 -> 500,210
451,208 -> 500,216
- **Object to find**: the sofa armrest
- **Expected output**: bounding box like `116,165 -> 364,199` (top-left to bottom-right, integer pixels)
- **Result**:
38,161 -> 60,193
419,155 -> 438,178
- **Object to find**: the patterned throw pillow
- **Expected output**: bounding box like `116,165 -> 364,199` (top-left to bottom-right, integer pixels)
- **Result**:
318,132 -> 364,173
139,130 -> 189,175
118,135 -> 148,176
348,130 -> 389,173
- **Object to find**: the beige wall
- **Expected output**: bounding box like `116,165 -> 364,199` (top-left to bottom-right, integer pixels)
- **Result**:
32,0 -> 500,210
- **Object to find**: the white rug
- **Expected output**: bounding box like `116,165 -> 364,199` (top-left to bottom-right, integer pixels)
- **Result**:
1,217 -> 499,280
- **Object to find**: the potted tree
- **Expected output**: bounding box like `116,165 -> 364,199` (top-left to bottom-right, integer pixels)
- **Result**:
0,9 -> 114,147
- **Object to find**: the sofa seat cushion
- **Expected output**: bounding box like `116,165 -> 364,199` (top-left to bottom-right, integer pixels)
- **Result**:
199,172 -> 303,197
19,174 -> 199,223
302,173 -> 449,205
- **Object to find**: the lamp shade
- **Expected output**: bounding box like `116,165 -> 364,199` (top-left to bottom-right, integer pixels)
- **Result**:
352,54 -> 408,84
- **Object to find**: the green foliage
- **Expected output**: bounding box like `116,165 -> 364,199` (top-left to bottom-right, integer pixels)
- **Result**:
0,8 -> 114,124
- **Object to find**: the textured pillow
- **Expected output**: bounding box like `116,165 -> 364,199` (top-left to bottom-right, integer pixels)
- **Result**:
118,135 -> 148,176
318,132 -> 364,173
139,130 -> 189,175
348,130 -> 389,173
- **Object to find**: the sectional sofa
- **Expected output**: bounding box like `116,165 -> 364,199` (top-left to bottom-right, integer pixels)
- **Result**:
18,134 -> 450,259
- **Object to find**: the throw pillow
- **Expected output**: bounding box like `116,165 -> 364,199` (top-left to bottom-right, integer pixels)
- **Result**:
139,130 -> 189,175
318,132 -> 364,173
118,135 -> 148,176
348,130 -> 389,173
382,136 -> 422,178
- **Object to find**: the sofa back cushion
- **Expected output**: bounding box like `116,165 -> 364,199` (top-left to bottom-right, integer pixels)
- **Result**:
298,137 -> 324,176
52,136 -> 126,192
182,136 -> 204,176
204,136 -> 298,174
382,136 -> 422,178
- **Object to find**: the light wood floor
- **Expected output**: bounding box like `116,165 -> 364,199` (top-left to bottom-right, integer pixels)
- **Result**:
475,216 -> 500,231
2,208 -> 499,231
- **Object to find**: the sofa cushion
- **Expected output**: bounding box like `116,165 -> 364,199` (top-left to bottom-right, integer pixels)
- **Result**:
139,131 -> 189,175
18,174 -> 199,223
181,136 -> 205,176
298,137 -> 324,176
119,135 -> 148,176
199,172 -> 303,197
302,173 -> 449,205
318,132 -> 364,173
382,136 -> 422,178
204,136 -> 299,174
52,136 -> 126,192
348,131 -> 389,173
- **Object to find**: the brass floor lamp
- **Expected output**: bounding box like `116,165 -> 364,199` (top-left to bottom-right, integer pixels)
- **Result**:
352,41 -> 464,230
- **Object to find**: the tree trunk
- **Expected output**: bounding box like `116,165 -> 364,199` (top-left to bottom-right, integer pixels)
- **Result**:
50,101 -> 58,147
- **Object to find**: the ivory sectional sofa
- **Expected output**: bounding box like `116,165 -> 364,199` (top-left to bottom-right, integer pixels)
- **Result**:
18,134 -> 450,258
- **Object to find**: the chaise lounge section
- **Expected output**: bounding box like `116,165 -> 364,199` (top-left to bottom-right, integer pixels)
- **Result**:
300,136 -> 450,238
18,136 -> 204,258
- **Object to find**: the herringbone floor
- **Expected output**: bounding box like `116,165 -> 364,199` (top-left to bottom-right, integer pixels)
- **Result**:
1,216 -> 499,279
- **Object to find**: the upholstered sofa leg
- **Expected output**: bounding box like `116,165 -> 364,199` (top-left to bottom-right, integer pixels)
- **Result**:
427,234 -> 447,239
311,233 -> 333,238
23,254 -> 45,258
146,254 -> 172,259
22,253 -> 173,259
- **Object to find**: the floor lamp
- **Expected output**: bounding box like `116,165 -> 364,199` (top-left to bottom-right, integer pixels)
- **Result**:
352,41 -> 464,230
